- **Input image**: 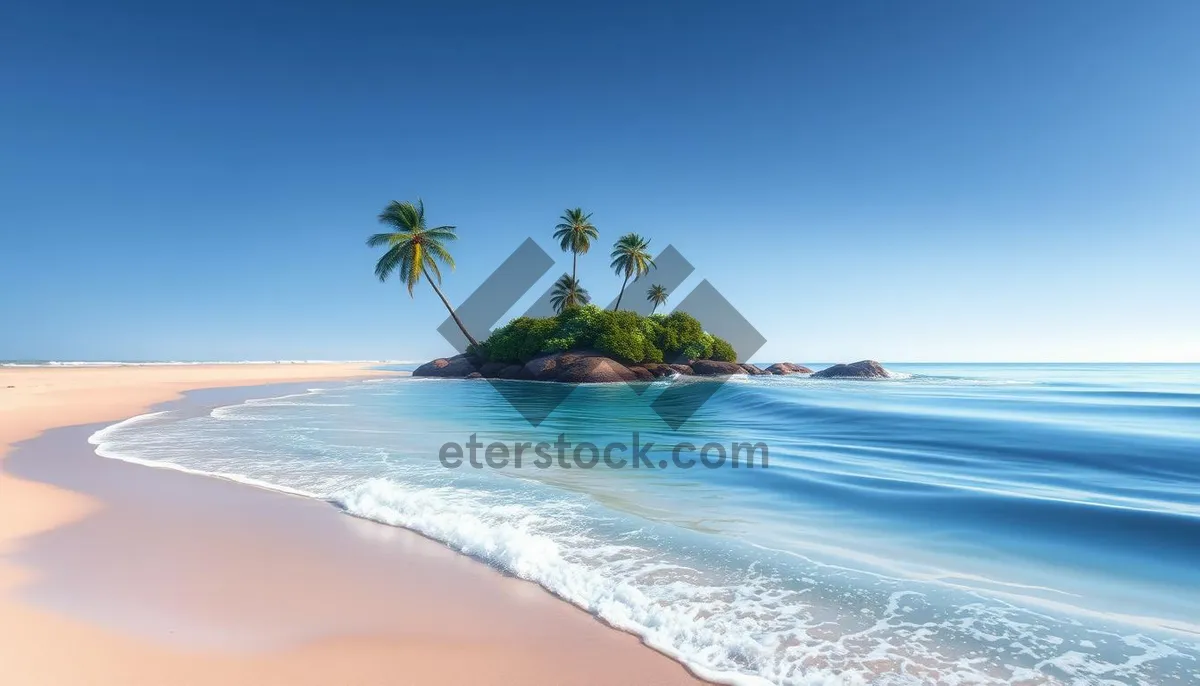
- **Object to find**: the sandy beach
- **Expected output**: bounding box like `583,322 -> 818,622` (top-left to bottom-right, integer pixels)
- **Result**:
0,364 -> 704,685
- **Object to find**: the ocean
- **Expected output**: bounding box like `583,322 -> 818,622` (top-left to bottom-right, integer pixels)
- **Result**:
87,363 -> 1200,685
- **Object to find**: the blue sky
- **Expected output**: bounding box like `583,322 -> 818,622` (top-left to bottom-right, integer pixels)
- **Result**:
2,1 -> 1198,362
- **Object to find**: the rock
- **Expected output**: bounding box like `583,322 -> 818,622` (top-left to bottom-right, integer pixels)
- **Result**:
627,365 -> 654,381
496,364 -> 524,379
811,360 -> 890,379
766,362 -> 814,375
523,353 -> 563,381
413,353 -> 479,378
641,363 -> 676,378
556,355 -> 637,383
416,351 -> 760,384
690,360 -> 749,376
478,361 -> 508,378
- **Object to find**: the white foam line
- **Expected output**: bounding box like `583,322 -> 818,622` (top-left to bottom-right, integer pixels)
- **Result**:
88,410 -> 319,499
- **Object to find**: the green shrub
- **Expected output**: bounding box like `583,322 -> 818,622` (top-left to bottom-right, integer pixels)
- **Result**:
479,306 -> 729,366
523,318 -> 558,359
680,332 -> 714,362
642,344 -> 664,364
540,336 -> 574,353
594,310 -> 650,363
710,336 -> 737,362
552,304 -> 605,350
660,311 -> 706,360
485,316 -> 557,363
639,316 -> 664,346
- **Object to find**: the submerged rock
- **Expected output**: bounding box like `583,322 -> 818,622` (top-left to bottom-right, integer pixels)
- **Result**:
765,362 -> 813,375
811,360 -> 890,379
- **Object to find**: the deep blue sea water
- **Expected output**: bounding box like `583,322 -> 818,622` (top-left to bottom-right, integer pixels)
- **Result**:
89,364 -> 1200,685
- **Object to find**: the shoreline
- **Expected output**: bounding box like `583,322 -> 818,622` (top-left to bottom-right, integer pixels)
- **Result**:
0,364 -> 706,685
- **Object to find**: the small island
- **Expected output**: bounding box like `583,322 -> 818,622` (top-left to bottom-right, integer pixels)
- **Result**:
366,199 -> 890,382
414,305 -> 812,382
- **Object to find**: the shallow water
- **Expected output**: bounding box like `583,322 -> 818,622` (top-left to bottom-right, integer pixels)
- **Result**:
89,364 -> 1200,685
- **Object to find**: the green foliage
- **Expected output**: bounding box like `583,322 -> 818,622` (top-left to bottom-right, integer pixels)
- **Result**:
642,344 -> 665,364
553,304 -> 605,350
610,233 -> 655,310
639,316 -> 664,348
659,311 -> 704,358
549,274 -> 591,314
710,336 -> 738,362
483,316 -> 557,363
367,199 -> 457,295
541,337 -> 574,353
553,209 -> 599,258
479,305 -> 727,366
681,332 -> 714,362
367,198 -> 479,349
594,310 -> 651,363
646,284 -> 669,313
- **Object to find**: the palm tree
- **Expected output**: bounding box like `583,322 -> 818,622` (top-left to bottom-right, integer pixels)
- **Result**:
646,284 -> 669,314
553,208 -> 598,281
367,199 -> 480,349
550,275 -> 590,313
610,233 -> 655,311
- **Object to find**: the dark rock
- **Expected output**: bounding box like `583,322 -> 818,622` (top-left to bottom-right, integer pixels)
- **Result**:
690,360 -> 749,376
766,362 -> 814,375
416,350 -> 726,384
811,360 -> 890,379
740,363 -> 769,375
556,355 -> 637,383
641,363 -> 676,378
494,364 -> 523,379
413,353 -> 479,378
627,365 -> 654,381
479,361 -> 508,378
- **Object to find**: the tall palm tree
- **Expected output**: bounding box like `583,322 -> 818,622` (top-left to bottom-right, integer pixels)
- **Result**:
367,199 -> 480,349
550,275 -> 590,314
553,208 -> 598,281
610,233 -> 655,311
646,284 -> 669,314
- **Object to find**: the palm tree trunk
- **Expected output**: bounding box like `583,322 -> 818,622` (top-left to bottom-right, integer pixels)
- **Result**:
613,272 -> 630,311
651,303 -> 658,314
571,251 -> 578,281
423,266 -> 480,350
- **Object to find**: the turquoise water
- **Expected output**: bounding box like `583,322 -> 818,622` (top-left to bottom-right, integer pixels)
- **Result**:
89,364 -> 1200,685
